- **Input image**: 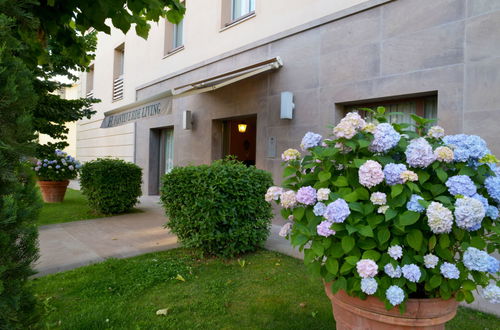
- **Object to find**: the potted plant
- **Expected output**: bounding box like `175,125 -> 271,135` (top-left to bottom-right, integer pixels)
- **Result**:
32,149 -> 81,203
267,109 -> 499,329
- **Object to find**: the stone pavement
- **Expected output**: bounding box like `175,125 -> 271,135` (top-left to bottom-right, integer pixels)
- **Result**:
35,195 -> 178,277
36,187 -> 498,316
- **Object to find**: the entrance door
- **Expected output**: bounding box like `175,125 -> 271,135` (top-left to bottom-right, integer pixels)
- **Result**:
159,128 -> 174,177
222,115 -> 256,166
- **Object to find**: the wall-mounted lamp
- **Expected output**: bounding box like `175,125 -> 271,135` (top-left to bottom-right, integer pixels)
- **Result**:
238,123 -> 248,133
182,110 -> 192,130
280,91 -> 295,119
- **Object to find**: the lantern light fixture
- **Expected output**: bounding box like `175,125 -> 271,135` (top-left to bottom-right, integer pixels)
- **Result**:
238,123 -> 247,133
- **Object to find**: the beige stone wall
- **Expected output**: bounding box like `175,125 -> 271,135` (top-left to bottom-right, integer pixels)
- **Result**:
76,0 -> 368,164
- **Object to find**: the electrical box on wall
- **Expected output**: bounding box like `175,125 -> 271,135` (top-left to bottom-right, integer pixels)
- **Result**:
267,136 -> 277,158
182,110 -> 192,130
280,91 -> 294,119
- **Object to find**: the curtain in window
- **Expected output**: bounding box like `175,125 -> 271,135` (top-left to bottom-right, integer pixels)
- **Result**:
232,0 -> 255,20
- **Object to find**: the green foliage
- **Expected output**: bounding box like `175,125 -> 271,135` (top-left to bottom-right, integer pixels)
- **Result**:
271,109 -> 499,312
0,167 -> 43,329
160,160 -> 273,257
80,159 -> 142,215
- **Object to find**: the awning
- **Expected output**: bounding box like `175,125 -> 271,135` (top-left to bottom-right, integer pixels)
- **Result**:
101,57 -> 283,128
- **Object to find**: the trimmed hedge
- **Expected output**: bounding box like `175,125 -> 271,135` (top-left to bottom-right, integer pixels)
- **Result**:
80,158 -> 142,214
160,160 -> 273,257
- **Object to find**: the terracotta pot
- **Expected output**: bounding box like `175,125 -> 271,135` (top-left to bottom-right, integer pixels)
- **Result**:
38,180 -> 69,203
324,281 -> 459,330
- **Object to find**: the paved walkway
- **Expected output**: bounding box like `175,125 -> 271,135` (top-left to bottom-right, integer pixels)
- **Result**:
36,188 -> 498,316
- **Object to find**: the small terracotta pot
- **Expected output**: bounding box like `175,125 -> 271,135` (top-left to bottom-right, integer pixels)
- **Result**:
324,281 -> 459,330
38,180 -> 69,203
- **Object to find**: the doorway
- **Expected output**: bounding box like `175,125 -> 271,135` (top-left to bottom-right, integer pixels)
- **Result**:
222,115 -> 257,166
149,127 -> 174,195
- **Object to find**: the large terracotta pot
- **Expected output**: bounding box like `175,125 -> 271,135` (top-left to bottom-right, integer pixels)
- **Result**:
38,180 -> 69,203
324,281 -> 459,330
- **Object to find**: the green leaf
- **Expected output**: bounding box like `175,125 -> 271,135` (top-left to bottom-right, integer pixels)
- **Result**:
470,236 -> 486,249
354,187 -> 369,200
329,243 -> 344,258
439,234 -> 450,249
283,166 -> 296,178
358,139 -> 370,149
304,249 -> 316,264
343,191 -> 358,203
358,239 -> 377,250
406,229 -> 423,251
436,168 -> 448,183
293,207 -> 305,221
428,235 -> 437,250
345,224 -> 358,235
311,240 -> 324,257
340,261 -> 355,274
430,184 -> 447,196
391,184 -> 404,198
353,159 -> 366,168
325,258 -> 339,275
399,211 -> 420,226
430,275 -> 442,289
418,171 -> 431,184
331,277 -> 347,293
362,250 -> 381,261
332,176 -> 348,187
377,227 -> 391,245
385,208 -> 398,221
291,234 -> 309,247
462,280 -> 476,291
341,236 -> 355,253
318,171 -> 331,182
358,225 -> 374,238
345,256 -> 359,265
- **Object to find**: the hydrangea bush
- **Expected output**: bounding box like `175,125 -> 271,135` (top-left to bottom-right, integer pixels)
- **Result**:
267,108 -> 499,312
32,149 -> 81,181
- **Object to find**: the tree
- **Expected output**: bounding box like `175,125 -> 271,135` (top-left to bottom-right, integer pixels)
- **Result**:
0,1 -> 185,328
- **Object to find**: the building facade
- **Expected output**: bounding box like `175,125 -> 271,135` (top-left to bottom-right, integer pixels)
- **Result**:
78,0 -> 500,195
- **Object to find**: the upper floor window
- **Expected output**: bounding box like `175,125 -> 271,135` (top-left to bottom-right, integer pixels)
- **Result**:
86,64 -> 94,98
232,0 -> 255,21
344,95 -> 437,127
165,18 -> 184,55
113,43 -> 125,101
221,0 -> 255,28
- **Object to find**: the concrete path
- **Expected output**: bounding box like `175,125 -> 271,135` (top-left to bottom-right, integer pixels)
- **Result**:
36,186 -> 498,316
35,195 -> 178,277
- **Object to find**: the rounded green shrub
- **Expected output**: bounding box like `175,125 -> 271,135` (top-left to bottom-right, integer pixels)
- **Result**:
160,160 -> 273,257
80,158 -> 142,214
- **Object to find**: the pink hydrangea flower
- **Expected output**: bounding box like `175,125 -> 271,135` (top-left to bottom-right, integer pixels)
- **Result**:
358,160 -> 384,188
356,259 -> 378,278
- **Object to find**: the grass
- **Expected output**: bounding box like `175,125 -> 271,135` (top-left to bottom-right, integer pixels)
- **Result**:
32,249 -> 500,330
38,188 -> 141,226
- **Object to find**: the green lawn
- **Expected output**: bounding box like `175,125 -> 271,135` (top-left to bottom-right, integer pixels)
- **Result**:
38,188 -> 141,226
32,249 -> 500,330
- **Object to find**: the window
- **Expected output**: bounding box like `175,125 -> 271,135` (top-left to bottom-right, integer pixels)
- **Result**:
232,0 -> 255,21
164,18 -> 184,55
86,64 -> 94,98
221,0 -> 255,28
345,95 -> 437,127
161,128 -> 174,174
113,44 -> 125,101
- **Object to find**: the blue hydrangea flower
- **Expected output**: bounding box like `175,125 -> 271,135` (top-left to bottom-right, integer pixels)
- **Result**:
463,247 -> 490,272
482,284 -> 500,304
384,264 -> 402,278
383,163 -> 407,186
386,285 -> 405,306
407,194 -> 425,213
487,256 -> 499,274
440,262 -> 460,279
424,254 -> 439,269
443,134 -> 490,162
316,220 -> 335,237
370,123 -> 401,153
296,186 -> 317,205
300,132 -> 322,150
454,197 -> 485,231
445,175 -> 477,197
405,137 -> 436,168
361,278 -> 378,295
388,245 -> 403,260
472,193 -> 489,210
487,206 -> 499,220
313,202 -> 326,217
402,264 -> 421,282
323,198 -> 350,223
485,175 -> 500,203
